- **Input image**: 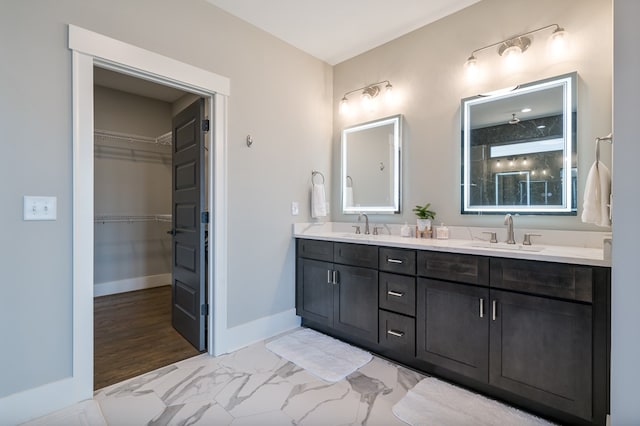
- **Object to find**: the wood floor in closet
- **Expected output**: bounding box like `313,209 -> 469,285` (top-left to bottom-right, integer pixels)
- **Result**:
94,286 -> 201,390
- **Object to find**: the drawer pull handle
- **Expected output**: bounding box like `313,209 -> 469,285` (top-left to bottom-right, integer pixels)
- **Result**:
387,290 -> 404,297
480,298 -> 484,318
492,300 -> 497,321
387,258 -> 403,264
332,270 -> 339,285
387,330 -> 405,338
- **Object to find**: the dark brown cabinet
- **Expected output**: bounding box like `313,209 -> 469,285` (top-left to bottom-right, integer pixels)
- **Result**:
489,289 -> 593,420
416,278 -> 489,383
296,238 -> 610,425
296,239 -> 378,344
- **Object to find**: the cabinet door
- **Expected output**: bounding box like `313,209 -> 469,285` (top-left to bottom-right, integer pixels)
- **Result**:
296,258 -> 333,326
489,289 -> 592,420
333,264 -> 379,343
416,278 -> 489,382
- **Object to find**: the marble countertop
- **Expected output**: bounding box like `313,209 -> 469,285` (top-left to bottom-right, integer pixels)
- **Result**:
293,222 -> 611,267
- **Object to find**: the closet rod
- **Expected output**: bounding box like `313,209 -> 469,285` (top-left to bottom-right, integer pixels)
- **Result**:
94,214 -> 172,224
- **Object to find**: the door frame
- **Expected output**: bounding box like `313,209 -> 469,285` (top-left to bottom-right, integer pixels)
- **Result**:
69,25 -> 229,401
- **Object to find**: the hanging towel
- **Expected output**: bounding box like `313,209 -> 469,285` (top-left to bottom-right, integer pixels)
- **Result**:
311,183 -> 327,218
345,186 -> 354,208
581,161 -> 611,227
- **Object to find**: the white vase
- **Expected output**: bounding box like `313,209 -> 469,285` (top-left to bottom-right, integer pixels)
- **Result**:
416,218 -> 431,232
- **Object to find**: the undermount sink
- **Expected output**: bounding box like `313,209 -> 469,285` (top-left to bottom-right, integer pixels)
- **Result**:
468,241 -> 545,252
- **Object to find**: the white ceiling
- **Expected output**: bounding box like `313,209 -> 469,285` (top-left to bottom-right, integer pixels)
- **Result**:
206,0 -> 481,65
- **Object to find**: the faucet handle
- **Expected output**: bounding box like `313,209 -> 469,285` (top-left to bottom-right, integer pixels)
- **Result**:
372,226 -> 383,235
523,233 -> 541,245
352,225 -> 361,234
482,231 -> 498,243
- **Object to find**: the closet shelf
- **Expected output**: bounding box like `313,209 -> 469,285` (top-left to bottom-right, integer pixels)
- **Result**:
94,129 -> 172,147
95,214 -> 172,224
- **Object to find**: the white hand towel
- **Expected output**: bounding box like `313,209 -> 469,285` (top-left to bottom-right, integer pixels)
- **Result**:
345,186 -> 354,207
581,161 -> 611,227
311,183 -> 327,218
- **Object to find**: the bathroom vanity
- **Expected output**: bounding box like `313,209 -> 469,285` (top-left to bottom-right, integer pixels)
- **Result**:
294,227 -> 610,425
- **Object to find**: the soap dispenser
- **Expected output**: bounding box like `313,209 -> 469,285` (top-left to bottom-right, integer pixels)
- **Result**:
401,222 -> 412,237
436,222 -> 449,240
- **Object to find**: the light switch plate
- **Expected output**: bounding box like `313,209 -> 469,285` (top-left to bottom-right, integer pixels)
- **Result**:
24,196 -> 57,221
291,201 -> 299,216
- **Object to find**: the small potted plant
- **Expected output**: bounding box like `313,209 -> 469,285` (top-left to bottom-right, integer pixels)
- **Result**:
413,203 -> 436,231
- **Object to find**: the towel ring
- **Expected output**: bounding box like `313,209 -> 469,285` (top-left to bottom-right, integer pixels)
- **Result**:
312,170 -> 325,185
595,133 -> 613,166
346,175 -> 353,187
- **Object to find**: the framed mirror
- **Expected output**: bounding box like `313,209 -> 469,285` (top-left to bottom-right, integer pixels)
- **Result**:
341,114 -> 402,214
461,73 -> 577,214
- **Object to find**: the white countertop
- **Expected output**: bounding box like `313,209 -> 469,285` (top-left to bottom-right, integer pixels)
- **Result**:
293,222 -> 611,267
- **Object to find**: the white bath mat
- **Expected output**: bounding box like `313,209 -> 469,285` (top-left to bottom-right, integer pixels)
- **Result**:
265,328 -> 372,382
392,377 -> 554,426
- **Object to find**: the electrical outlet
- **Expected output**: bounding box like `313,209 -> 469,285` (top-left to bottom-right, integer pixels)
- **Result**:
291,201 -> 299,216
24,196 -> 57,221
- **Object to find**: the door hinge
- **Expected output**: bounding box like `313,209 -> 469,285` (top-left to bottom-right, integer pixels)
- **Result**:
201,211 -> 209,224
201,303 -> 209,316
202,119 -> 210,132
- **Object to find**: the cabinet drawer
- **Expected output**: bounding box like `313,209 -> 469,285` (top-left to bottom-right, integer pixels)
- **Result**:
379,310 -> 415,354
297,239 -> 333,262
379,272 -> 416,316
417,251 -> 489,286
334,242 -> 378,268
490,258 -> 593,302
379,247 -> 416,275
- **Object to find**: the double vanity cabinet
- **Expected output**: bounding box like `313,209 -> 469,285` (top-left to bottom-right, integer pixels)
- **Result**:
295,237 -> 610,425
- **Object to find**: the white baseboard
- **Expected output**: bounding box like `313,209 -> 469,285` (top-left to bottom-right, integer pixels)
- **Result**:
221,309 -> 301,354
94,273 -> 171,297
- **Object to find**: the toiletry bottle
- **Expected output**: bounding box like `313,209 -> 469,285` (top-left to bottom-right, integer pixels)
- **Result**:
401,222 -> 411,237
436,222 -> 449,239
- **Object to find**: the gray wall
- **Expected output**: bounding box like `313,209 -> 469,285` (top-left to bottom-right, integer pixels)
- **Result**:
0,0 -> 332,398
332,0 -> 612,232
94,86 -> 172,285
611,0 -> 640,423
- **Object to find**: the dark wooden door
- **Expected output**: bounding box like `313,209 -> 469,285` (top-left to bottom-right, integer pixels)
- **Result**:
171,98 -> 207,351
296,258 -> 333,326
416,278 -> 489,382
489,289 -> 592,419
333,264 -> 378,343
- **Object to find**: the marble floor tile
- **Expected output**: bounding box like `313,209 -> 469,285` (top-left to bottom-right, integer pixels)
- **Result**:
34,327 -> 495,425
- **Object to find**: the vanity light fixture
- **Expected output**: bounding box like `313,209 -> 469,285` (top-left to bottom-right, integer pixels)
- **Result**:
464,24 -> 567,71
339,80 -> 393,114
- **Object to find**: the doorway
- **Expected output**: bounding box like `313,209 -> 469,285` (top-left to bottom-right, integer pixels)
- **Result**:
92,68 -> 208,389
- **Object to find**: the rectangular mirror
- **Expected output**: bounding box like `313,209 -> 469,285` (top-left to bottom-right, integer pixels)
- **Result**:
342,114 -> 402,214
461,73 -> 577,214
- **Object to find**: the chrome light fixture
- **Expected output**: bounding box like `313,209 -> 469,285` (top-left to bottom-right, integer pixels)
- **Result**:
464,24 -> 567,70
339,80 -> 393,114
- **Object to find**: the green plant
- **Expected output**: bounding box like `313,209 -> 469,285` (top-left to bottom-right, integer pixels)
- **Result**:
413,203 -> 436,220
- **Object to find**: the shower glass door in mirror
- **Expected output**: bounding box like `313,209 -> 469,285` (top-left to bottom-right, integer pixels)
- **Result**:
342,114 -> 402,214
461,73 -> 577,214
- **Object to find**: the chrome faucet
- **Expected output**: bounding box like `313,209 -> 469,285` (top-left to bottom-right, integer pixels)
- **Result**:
504,213 -> 515,244
358,212 -> 370,235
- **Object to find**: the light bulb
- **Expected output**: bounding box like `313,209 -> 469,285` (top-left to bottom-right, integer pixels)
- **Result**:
361,92 -> 375,111
550,27 -> 568,55
522,158 -> 528,166
464,55 -> 478,79
502,45 -> 522,68
339,97 -> 350,115
384,82 -> 394,103
496,160 -> 501,168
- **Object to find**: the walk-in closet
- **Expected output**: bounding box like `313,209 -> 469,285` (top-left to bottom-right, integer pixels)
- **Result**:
93,68 -> 202,390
